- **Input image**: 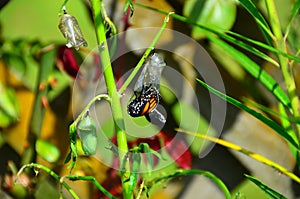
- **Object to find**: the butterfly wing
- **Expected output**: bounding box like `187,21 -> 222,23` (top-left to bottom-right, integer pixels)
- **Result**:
146,109 -> 166,125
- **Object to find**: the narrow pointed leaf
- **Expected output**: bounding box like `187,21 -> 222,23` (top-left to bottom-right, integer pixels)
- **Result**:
128,152 -> 141,195
237,0 -> 274,44
135,3 -> 300,64
285,0 -> 300,35
176,128 -> 300,184
197,79 -> 299,150
245,174 -> 287,199
139,143 -> 153,176
207,35 -> 292,112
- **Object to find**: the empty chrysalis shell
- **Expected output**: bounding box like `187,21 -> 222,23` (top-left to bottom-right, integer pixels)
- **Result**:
77,115 -> 98,155
59,13 -> 87,50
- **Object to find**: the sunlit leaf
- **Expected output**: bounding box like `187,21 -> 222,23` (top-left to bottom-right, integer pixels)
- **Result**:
134,3 -> 300,67
36,139 -> 60,163
237,0 -> 274,44
0,110 -> 13,127
206,35 -> 292,112
278,104 -> 300,167
0,82 -> 19,127
176,128 -> 300,184
183,0 -> 236,40
196,79 -> 299,150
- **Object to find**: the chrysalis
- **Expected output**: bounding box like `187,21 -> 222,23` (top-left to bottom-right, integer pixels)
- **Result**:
77,115 -> 98,155
59,12 -> 87,50
127,52 -> 166,124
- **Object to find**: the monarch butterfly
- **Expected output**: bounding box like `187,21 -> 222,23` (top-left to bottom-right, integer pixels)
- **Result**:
127,86 -> 160,117
127,52 -> 166,124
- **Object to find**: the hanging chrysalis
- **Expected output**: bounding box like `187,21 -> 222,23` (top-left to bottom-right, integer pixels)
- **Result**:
58,10 -> 87,50
77,114 -> 98,155
127,51 -> 166,124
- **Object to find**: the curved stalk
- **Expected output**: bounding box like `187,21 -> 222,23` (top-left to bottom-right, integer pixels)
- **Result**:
16,163 -> 79,199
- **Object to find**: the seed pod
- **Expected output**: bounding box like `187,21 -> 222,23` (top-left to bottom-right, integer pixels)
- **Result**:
77,115 -> 98,155
58,13 -> 87,50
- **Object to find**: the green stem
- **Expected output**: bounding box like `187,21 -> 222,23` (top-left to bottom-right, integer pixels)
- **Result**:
22,48 -> 57,166
66,175 -> 117,199
150,170 -> 231,199
265,0 -> 300,138
118,12 -> 173,94
89,1 -> 131,198
72,94 -> 110,126
16,163 -> 79,199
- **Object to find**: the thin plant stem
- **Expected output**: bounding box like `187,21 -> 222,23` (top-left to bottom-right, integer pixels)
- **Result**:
118,12 -> 174,94
16,163 -> 79,199
150,169 -> 231,199
265,0 -> 300,139
66,175 -> 117,199
89,0 -> 131,198
72,94 -> 110,126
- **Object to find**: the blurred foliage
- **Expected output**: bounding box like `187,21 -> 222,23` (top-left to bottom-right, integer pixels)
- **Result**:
0,0 -> 299,198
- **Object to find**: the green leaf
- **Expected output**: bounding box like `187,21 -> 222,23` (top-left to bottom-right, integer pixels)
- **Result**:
197,79 -> 299,151
237,0 -> 274,45
207,34 -> 292,112
139,143 -> 153,176
0,82 -> 20,127
135,3 -> 300,65
209,41 -> 246,80
183,0 -> 236,40
245,174 -> 287,199
278,104 -> 300,167
30,49 -> 56,136
128,152 -> 141,195
224,30 -> 300,65
36,139 -> 60,163
244,98 -> 300,124
77,115 -> 98,155
148,148 -> 163,160
2,53 -> 26,77
66,122 -> 78,168
124,0 -> 134,16
177,128 -> 300,183
284,1 -> 300,51
64,151 -> 72,164
0,110 -> 13,128
286,0 -> 300,32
